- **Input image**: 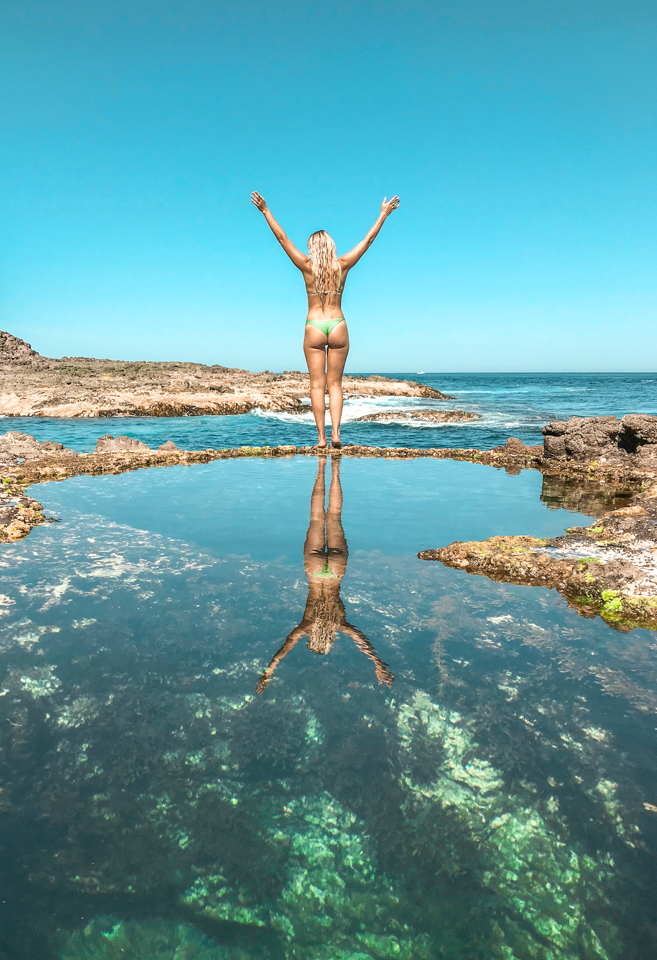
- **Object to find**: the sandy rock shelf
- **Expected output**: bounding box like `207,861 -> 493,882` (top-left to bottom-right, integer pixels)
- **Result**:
0,330 -> 451,418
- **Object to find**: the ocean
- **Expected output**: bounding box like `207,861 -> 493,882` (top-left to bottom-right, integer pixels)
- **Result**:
1,371 -> 655,451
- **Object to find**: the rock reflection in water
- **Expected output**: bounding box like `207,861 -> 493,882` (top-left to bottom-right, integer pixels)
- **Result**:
540,474 -> 640,517
257,457 -> 393,692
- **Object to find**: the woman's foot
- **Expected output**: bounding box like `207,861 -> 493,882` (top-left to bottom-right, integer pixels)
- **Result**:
331,439 -> 342,449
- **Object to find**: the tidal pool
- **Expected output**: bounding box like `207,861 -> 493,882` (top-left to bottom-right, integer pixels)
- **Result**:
1,457 -> 656,959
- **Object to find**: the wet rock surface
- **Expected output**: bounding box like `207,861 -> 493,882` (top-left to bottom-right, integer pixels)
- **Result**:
0,487 -> 45,541
0,330 -> 449,418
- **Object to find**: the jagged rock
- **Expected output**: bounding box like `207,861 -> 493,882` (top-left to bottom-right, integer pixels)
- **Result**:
491,436 -> 543,457
158,440 -> 180,451
0,432 -> 42,455
0,432 -> 76,459
0,331 -> 41,364
94,434 -> 152,453
543,415 -> 657,462
37,440 -> 77,455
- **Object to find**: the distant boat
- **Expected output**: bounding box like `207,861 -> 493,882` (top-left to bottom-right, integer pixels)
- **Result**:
417,371 -> 425,375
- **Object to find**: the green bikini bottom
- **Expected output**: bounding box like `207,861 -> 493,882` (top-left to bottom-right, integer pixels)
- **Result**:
311,561 -> 339,579
306,317 -> 345,337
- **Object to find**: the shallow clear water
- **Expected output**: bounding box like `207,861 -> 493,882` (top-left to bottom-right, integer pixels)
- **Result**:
2,372 -> 656,452
1,456 -> 657,959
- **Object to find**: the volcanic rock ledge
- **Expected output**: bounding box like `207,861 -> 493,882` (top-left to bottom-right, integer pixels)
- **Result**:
543,414 -> 657,463
0,330 -> 451,418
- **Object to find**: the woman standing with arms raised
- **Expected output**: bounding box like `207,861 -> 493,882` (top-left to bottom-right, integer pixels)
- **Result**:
251,192 -> 400,448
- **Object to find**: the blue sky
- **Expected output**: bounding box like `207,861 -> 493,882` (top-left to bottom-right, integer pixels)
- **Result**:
1,1 -> 656,371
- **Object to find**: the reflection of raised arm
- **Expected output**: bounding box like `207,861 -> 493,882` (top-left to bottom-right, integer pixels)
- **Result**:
256,624 -> 308,693
341,622 -> 394,687
339,196 -> 400,271
250,192 -> 310,271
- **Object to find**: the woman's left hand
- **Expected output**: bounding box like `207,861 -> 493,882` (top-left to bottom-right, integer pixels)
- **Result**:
381,195 -> 400,217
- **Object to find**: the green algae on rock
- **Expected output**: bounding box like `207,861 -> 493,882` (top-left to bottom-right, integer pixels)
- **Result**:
420,482 -> 657,633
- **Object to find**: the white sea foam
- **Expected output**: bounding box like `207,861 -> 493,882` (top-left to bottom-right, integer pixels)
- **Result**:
254,394 -> 442,424
253,394 -> 547,431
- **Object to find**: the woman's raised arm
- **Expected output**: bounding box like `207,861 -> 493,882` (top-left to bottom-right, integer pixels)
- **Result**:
339,196 -> 400,271
341,621 -> 395,687
251,192 -> 310,271
255,624 -> 307,693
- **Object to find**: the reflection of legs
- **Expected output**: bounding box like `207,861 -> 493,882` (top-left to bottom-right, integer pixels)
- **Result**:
304,457 -> 327,565
304,327 -> 329,447
326,324 -> 349,445
326,457 -> 348,574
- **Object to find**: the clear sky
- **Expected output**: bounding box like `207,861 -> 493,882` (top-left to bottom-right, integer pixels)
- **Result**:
1,1 -> 656,372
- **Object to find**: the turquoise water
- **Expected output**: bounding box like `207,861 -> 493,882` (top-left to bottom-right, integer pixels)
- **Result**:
2,372 -> 656,451
1,455 -> 657,958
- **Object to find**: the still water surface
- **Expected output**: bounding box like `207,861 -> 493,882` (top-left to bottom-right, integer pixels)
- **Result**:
1,457 -> 656,959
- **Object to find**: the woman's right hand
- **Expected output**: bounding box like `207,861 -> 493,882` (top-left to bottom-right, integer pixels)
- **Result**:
381,195 -> 400,217
251,191 -> 268,212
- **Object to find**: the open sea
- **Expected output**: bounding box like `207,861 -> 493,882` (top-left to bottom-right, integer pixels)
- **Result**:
1,373 -> 657,959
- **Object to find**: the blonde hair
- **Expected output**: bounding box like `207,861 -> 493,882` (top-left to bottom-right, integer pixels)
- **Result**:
307,596 -> 340,654
307,230 -> 340,309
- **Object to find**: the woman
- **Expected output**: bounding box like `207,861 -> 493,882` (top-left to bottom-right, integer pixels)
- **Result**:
251,191 -> 400,448
256,456 -> 394,693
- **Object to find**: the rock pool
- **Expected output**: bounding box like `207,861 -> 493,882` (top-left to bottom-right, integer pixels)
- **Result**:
1,456 -> 656,959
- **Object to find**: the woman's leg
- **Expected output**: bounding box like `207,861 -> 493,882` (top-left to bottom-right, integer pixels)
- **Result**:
303,325 -> 329,446
326,323 -> 349,445
304,457 -> 327,565
326,457 -> 348,576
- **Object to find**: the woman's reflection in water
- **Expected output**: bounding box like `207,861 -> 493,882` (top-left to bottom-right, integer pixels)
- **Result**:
257,456 -> 394,693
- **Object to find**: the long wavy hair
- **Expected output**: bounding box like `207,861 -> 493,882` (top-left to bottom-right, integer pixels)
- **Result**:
307,230 -> 340,309
307,595 -> 341,655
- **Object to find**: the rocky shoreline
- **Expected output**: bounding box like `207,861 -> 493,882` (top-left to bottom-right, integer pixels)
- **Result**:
0,330 -> 449,418
420,416 -> 657,634
1,413 -> 657,634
